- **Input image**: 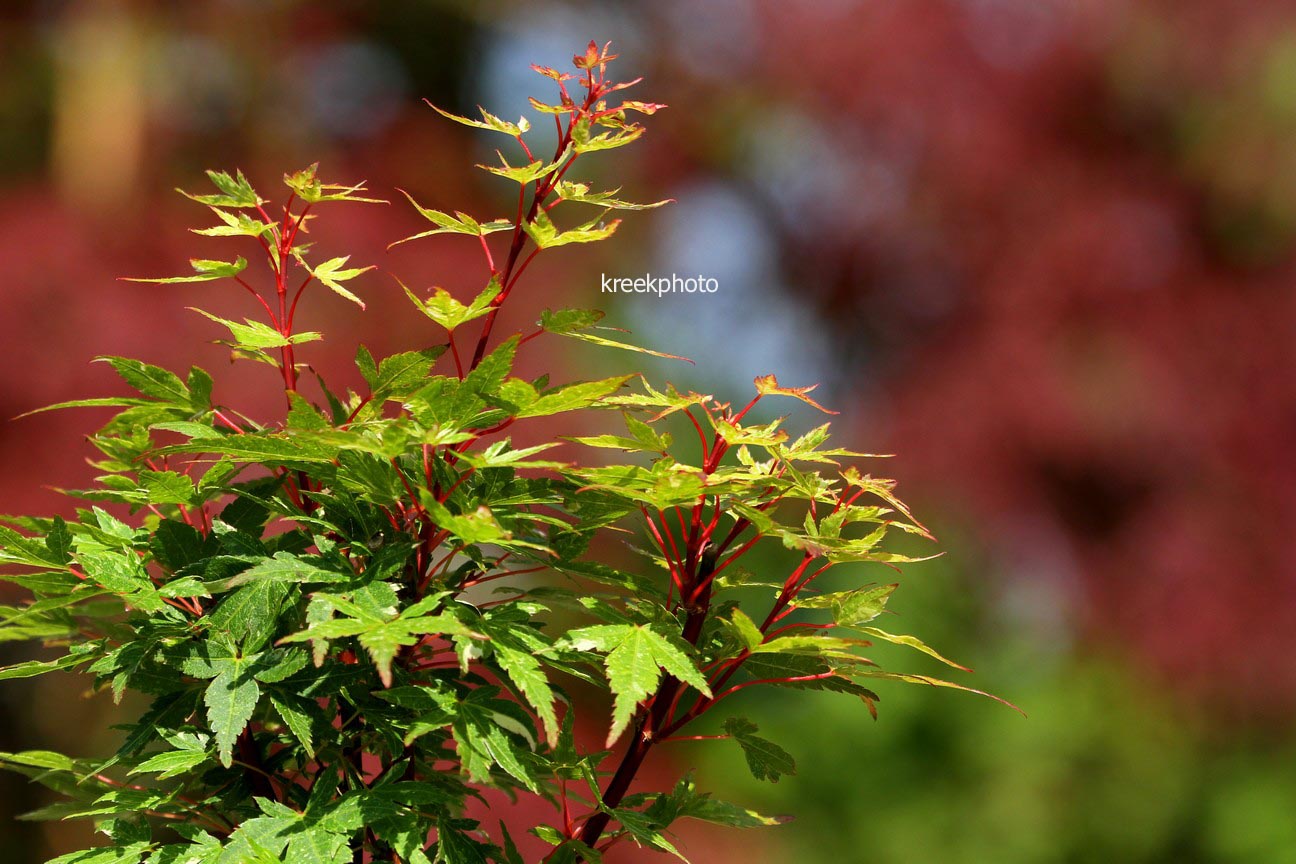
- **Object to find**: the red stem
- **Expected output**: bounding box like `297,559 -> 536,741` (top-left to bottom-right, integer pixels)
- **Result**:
235,276 -> 278,326
448,333 -> 465,379
469,87 -> 597,370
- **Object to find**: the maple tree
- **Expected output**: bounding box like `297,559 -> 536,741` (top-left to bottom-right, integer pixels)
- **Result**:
0,42 -> 1002,863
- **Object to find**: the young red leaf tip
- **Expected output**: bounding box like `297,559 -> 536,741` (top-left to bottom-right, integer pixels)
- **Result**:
575,39 -> 617,71
531,64 -> 573,81
621,100 -> 666,115
753,373 -> 838,415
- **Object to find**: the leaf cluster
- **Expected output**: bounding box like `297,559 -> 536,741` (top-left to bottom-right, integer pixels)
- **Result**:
0,41 -> 1007,864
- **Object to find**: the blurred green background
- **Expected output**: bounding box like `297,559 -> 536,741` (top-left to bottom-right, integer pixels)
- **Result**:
2,1 -> 1294,861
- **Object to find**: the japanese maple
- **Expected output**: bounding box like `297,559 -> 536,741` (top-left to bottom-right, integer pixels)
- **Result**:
0,41 -> 1006,864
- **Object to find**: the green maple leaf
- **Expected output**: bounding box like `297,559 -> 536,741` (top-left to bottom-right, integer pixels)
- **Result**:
565,624 -> 711,745
203,658 -> 262,767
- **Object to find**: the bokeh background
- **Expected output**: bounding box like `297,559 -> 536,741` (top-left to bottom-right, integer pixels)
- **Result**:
2,1 -> 1295,861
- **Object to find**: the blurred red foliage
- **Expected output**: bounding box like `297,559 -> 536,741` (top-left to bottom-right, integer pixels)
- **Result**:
629,0 -> 1296,714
